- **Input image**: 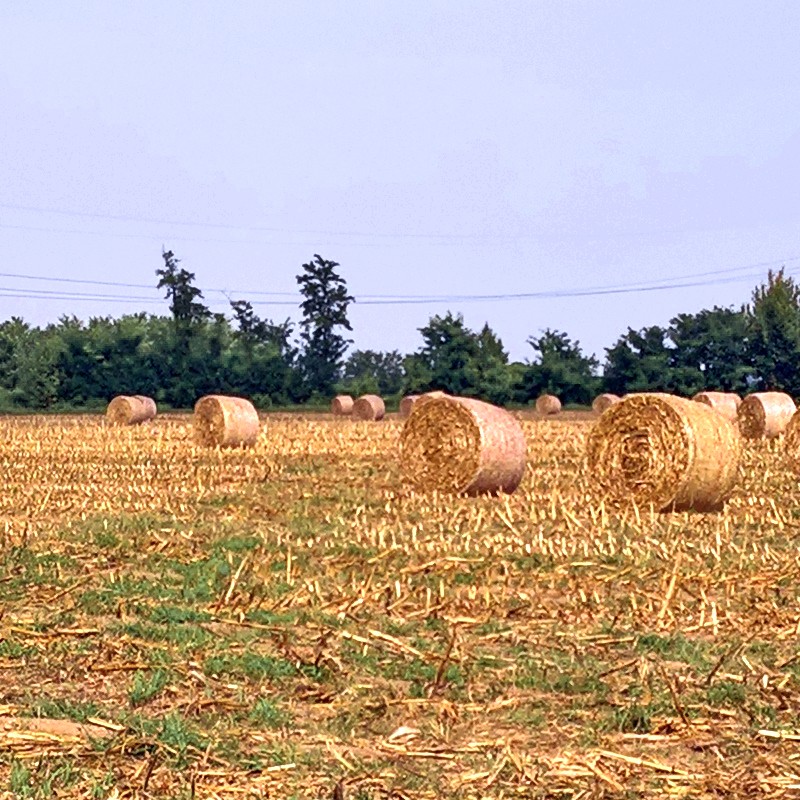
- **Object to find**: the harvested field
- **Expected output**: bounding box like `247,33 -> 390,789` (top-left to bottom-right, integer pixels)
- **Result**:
0,411 -> 798,798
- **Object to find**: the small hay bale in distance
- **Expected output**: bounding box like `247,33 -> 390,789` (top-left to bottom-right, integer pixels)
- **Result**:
592,393 -> 620,414
692,391 -> 741,423
194,395 -> 259,448
782,409 -> 800,472
106,395 -> 157,425
398,395 -> 419,418
353,394 -> 385,421
401,395 -> 527,495
535,394 -> 561,415
586,393 -> 741,513
738,392 -> 797,439
331,395 -> 354,415
399,390 -> 447,418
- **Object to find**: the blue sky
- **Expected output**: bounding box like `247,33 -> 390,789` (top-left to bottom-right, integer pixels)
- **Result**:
1,1 -> 799,362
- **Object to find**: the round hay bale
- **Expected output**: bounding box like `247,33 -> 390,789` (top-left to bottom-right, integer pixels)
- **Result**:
133,395 -> 158,419
782,409 -> 800,471
692,391 -> 741,423
399,395 -> 419,418
586,393 -> 741,513
194,395 -> 259,447
738,392 -> 797,439
353,394 -> 385,421
331,395 -> 354,415
535,394 -> 561,415
106,395 -> 155,425
401,395 -> 527,495
592,393 -> 621,414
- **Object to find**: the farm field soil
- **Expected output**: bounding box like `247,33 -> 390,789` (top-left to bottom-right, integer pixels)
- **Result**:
0,412 -> 798,798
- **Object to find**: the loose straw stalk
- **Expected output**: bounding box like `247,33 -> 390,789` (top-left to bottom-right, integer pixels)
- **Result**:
586,393 -> 741,513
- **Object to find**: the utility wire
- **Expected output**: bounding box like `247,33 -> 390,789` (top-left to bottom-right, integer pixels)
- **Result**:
0,254 -> 795,303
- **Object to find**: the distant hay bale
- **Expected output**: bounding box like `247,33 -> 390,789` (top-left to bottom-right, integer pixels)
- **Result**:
194,395 -> 259,447
737,392 -> 797,439
592,393 -> 621,414
400,390 -> 447,418
399,395 -> 419,418
692,391 -> 741,423
353,394 -> 385,421
401,395 -> 527,495
106,395 -> 157,425
586,393 -> 741,513
782,410 -> 800,471
331,395 -> 354,415
134,395 -> 158,419
535,394 -> 561,415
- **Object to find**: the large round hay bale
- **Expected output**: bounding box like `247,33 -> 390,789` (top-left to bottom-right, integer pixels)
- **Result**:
353,394 -> 385,421
331,395 -> 354,415
586,393 -> 741,513
106,395 -> 156,425
400,390 -> 447,418
401,395 -> 527,495
535,394 -> 561,415
194,395 -> 259,447
592,393 -> 621,414
692,391 -> 740,423
738,392 -> 797,439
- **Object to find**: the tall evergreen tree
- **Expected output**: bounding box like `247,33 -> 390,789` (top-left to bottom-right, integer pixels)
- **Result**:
296,255 -> 354,397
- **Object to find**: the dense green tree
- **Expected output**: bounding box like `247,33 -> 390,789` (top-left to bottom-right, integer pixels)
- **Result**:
341,349 -> 404,396
0,317 -> 31,392
668,307 -> 751,394
603,325 -> 674,395
523,329 -> 599,405
403,313 -> 511,402
747,268 -> 800,393
296,255 -> 354,397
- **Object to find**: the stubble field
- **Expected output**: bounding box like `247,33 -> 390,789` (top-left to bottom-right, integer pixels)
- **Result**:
0,410 -> 798,799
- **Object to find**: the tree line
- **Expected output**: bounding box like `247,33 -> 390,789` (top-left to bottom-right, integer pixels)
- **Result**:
1,250 -> 798,410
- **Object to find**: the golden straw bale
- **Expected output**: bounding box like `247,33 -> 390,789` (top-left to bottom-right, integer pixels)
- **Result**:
331,395 -> 354,415
106,395 -> 156,425
535,394 -> 561,415
692,391 -> 741,423
401,396 -> 527,495
586,393 -> 741,513
353,394 -> 385,421
134,395 -> 158,419
738,392 -> 797,439
592,393 -> 621,414
193,395 -> 259,447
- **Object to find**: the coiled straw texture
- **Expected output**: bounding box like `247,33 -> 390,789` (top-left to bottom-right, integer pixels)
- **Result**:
586,393 -> 741,513
401,396 -> 527,496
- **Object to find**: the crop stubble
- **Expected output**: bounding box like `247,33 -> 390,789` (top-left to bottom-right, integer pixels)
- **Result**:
0,411 -> 797,798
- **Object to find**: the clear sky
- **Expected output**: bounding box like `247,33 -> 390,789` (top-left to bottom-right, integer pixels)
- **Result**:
1,1 -> 799,363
